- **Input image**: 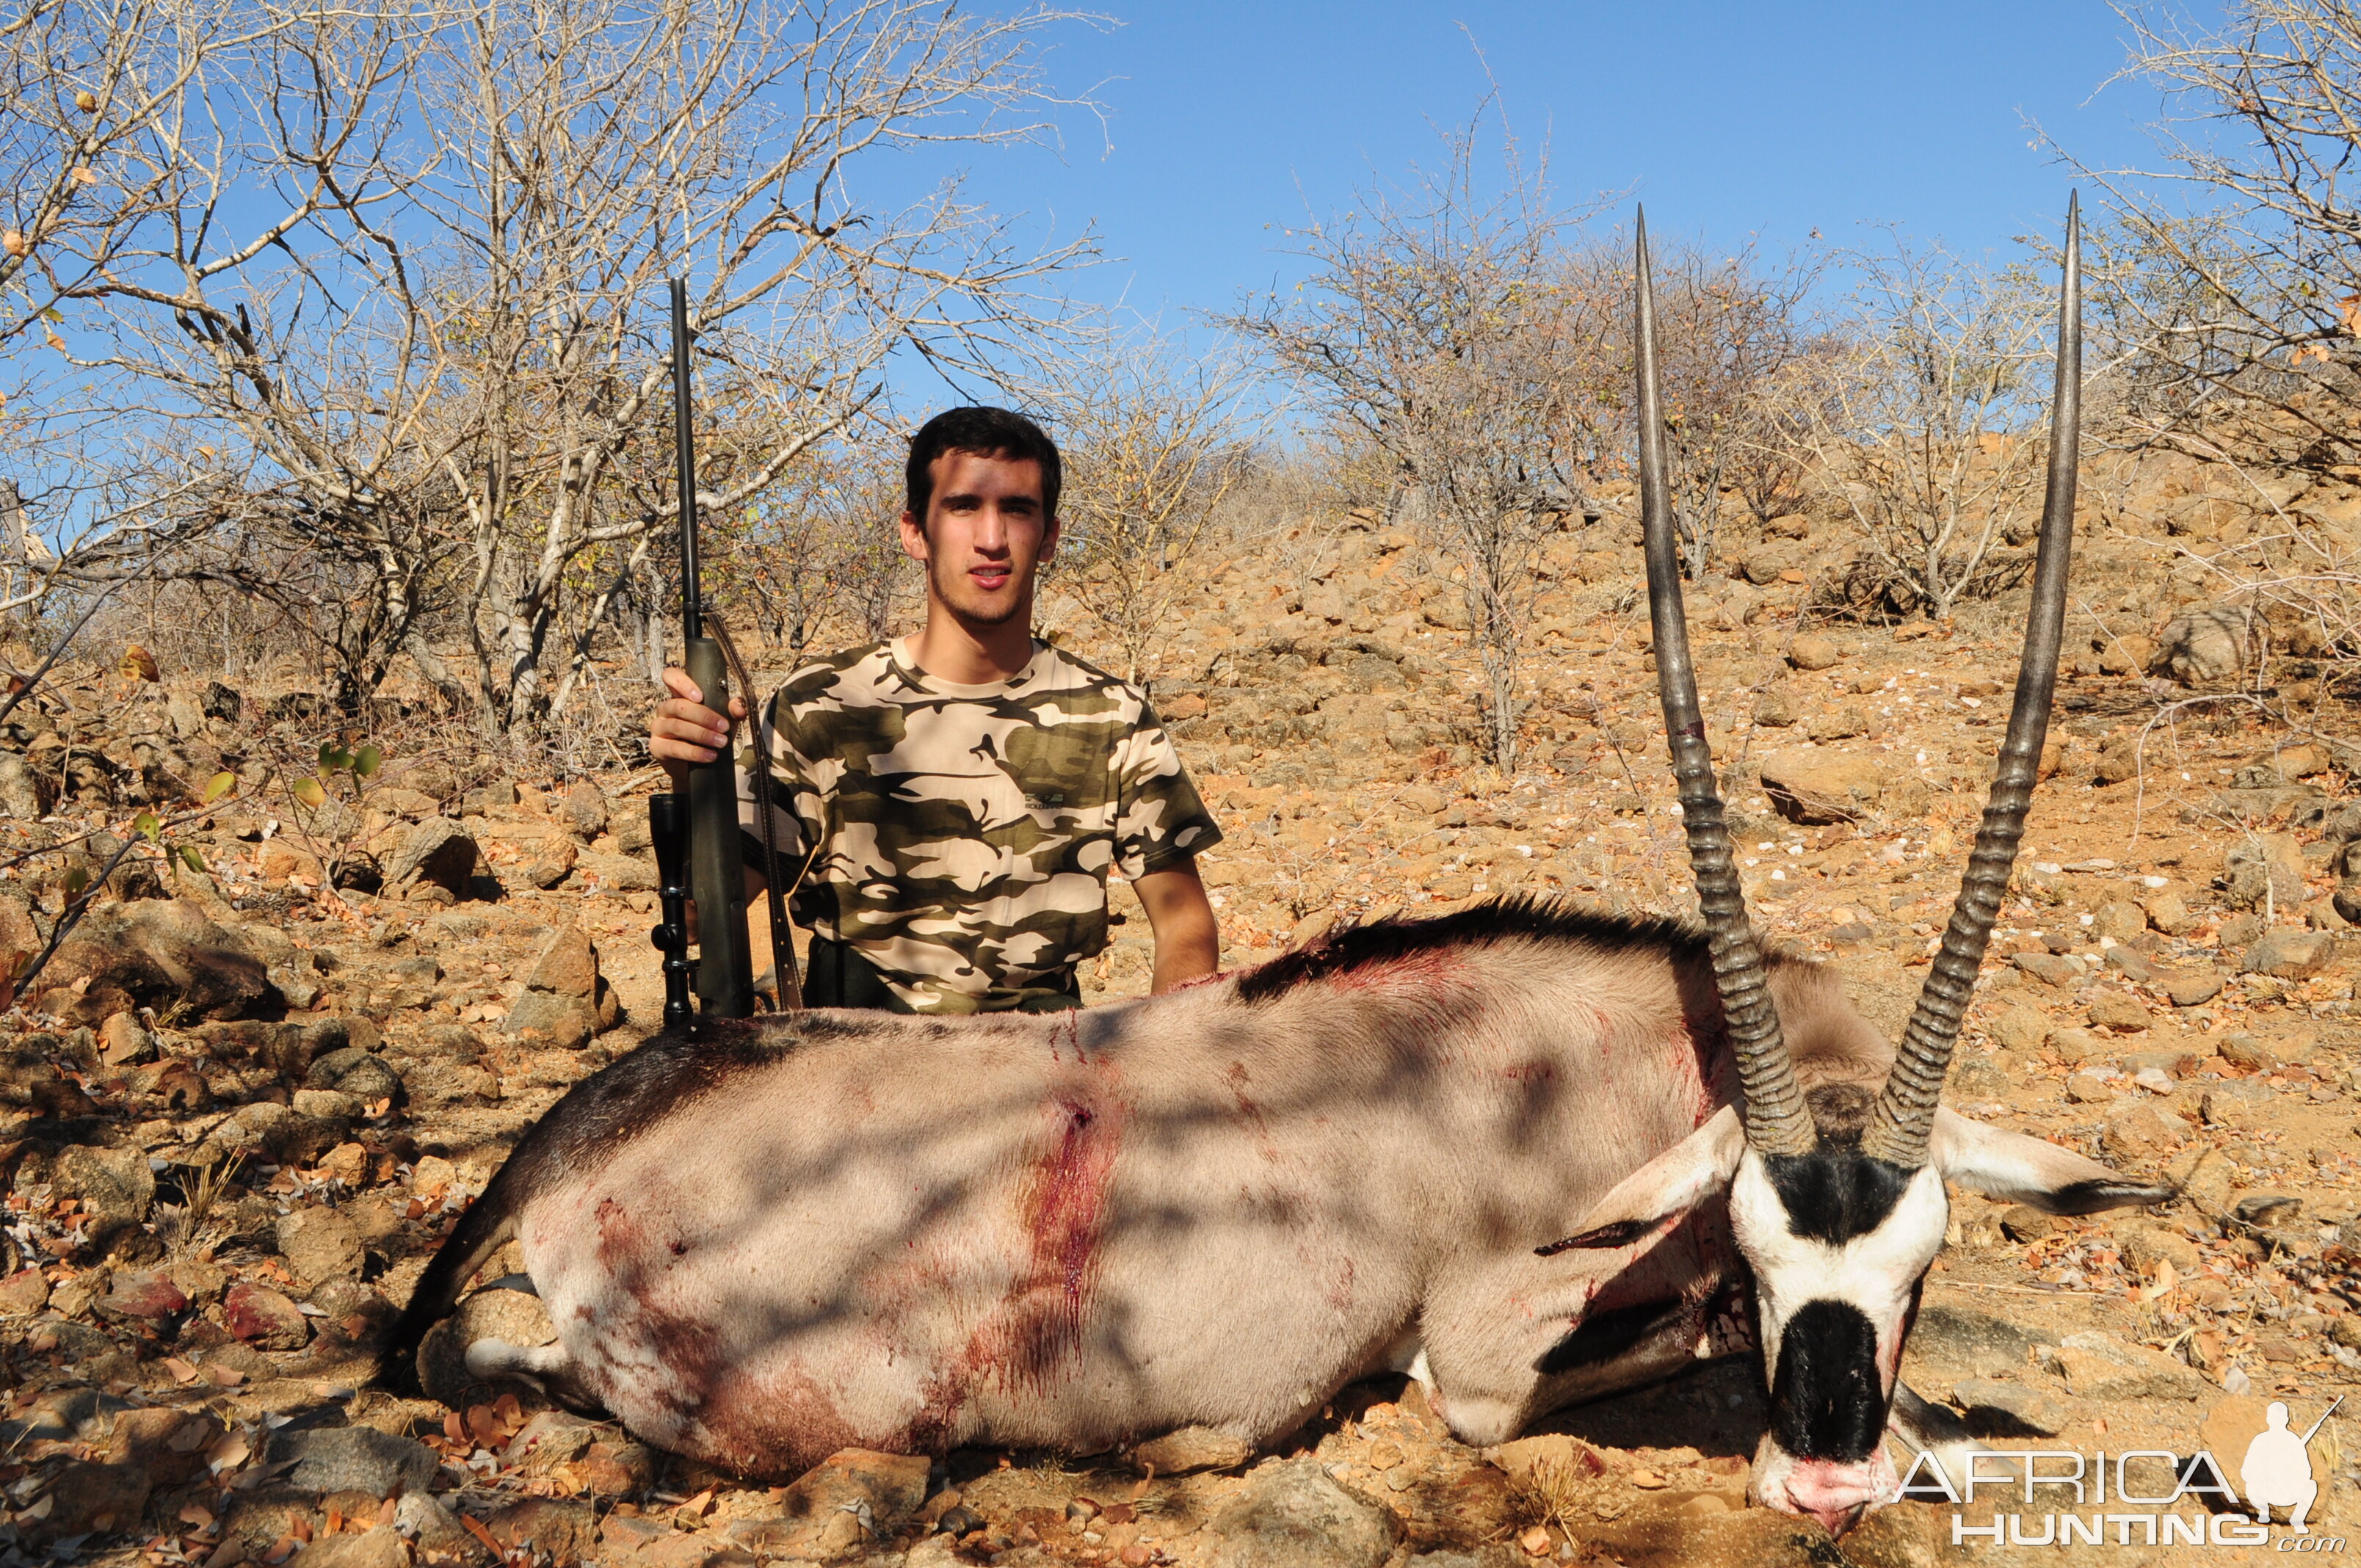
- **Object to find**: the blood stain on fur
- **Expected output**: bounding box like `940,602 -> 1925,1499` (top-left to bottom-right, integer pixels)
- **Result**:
1029,1100 -> 1116,1335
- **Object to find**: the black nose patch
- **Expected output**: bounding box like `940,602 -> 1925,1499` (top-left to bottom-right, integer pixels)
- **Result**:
1770,1299 -> 1887,1462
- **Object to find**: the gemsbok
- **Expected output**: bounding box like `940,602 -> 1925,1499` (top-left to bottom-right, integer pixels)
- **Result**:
387,194 -> 2167,1536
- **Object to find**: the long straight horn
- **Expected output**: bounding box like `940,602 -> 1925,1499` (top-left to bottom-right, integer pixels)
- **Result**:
1863,193 -> 2083,1169
1635,208 -> 1814,1158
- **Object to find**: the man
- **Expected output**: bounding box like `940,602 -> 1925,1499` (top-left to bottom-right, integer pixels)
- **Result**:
648,406 -> 1223,1012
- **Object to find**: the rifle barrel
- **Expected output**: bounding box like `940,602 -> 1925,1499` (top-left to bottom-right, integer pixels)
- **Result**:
671,278 -> 700,642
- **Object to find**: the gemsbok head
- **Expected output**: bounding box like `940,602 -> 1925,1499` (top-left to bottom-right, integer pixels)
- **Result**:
1548,195 -> 2175,1533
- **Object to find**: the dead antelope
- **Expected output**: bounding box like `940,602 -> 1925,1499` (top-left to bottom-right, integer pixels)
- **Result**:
385,195 -> 2166,1536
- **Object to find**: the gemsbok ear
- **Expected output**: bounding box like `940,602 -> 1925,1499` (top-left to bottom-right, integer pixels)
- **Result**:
1930,1108 -> 2177,1214
1537,1105 -> 1746,1255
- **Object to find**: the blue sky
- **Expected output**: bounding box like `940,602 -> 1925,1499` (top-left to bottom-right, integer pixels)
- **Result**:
961,0 -> 2189,320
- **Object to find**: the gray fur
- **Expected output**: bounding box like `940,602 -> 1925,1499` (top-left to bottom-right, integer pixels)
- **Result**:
389,896 -> 2154,1509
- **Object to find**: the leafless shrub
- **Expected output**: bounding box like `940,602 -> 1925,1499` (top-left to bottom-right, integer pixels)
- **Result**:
153,1149 -> 244,1260
84,569 -> 304,689
2063,0 -> 2361,474
1505,1454 -> 1617,1541
1033,327 -> 1264,687
1791,231 -> 2056,620
686,436 -> 918,670
1589,233 -> 1829,578
2145,482 -> 2361,749
2034,3 -> 2361,740
1226,97 -> 1604,767
808,445 -> 923,650
1211,446 -> 1351,546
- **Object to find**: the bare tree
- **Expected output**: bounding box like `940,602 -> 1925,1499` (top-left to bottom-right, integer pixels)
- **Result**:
1621,236 -> 1827,578
1,0 -> 280,349
1034,327 -> 1262,687
64,0 -> 1095,727
816,447 -> 920,647
1227,103 -> 1603,767
1,1 -> 297,645
694,432 -> 912,667
730,495 -> 837,664
1794,232 -> 2052,620
2061,1 -> 2361,474
2035,1 -> 2361,749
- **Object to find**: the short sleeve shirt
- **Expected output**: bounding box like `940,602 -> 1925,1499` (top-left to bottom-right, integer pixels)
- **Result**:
737,637 -> 1222,1014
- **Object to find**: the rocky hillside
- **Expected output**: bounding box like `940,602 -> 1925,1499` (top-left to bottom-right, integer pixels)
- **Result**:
1,469 -> 2357,1567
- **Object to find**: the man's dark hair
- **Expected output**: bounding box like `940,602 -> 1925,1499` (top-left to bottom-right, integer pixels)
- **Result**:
905,407 -> 1062,527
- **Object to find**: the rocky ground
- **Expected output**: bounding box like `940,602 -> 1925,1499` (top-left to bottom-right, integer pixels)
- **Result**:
3,464 -> 2360,1567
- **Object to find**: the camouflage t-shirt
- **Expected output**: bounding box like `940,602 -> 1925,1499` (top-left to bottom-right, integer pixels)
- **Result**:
736,638 -> 1222,1014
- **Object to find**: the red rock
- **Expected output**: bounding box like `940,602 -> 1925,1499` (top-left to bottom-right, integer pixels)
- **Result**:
1759,752 -> 1884,824
504,990 -> 596,1050
561,780 -> 609,839
109,1407 -> 219,1486
37,900 -> 271,1022
1788,633 -> 1843,670
98,1012 -> 155,1066
2102,1102 -> 2190,1161
2246,929 -> 2337,979
224,1280 -> 313,1350
99,1268 -> 189,1321
598,1514 -> 728,1568
289,1528 -> 408,1568
1131,1424 -> 1254,1475
573,1448 -> 644,1498
275,1206 -> 363,1287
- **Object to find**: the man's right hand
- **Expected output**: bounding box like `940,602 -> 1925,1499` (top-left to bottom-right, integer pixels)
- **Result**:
650,667 -> 747,791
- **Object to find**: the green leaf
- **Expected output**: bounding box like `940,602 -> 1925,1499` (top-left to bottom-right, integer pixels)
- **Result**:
291,777 -> 327,809
179,844 -> 206,874
319,741 -> 349,772
353,743 -> 382,780
204,770 -> 236,804
133,811 -> 159,843
63,867 -> 88,898
40,307 -> 64,324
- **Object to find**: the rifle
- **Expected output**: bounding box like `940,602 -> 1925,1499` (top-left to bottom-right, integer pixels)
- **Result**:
648,278 -> 802,1032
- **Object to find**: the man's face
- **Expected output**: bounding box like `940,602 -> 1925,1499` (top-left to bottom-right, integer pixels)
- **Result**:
899,449 -> 1057,628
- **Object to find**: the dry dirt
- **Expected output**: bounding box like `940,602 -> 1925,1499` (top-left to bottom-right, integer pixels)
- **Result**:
2,483 -> 2359,1568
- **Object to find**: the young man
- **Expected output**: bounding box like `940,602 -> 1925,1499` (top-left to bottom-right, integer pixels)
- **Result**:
648,407 -> 1223,1013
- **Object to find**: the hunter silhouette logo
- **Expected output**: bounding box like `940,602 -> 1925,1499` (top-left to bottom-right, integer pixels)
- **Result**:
2243,1396 -> 2340,1533
1904,1394 -> 2347,1548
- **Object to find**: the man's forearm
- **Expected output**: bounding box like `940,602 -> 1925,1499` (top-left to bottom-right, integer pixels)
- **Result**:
1150,921 -> 1220,992
1136,860 -> 1221,992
